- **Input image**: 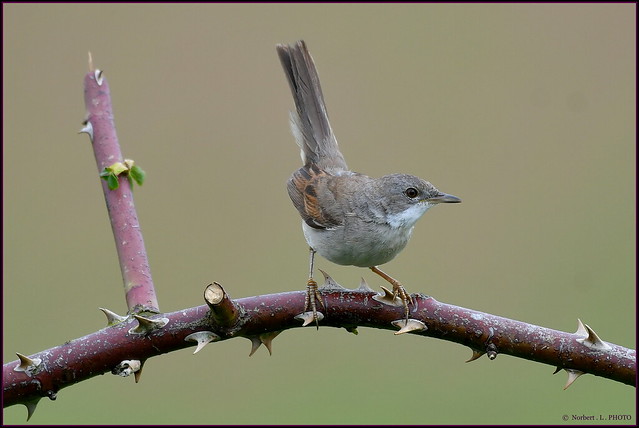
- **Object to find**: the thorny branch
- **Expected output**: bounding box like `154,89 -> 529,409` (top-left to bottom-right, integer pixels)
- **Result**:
81,56 -> 158,314
3,281 -> 636,411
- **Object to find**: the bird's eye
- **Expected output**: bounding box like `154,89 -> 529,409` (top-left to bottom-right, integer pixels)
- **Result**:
404,187 -> 419,198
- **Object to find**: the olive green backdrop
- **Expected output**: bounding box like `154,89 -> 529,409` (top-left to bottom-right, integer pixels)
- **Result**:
3,3 -> 635,425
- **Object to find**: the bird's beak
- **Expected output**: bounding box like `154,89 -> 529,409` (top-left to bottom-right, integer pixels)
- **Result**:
426,193 -> 461,204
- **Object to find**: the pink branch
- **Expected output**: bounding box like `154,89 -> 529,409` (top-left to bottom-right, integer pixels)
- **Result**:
83,65 -> 158,313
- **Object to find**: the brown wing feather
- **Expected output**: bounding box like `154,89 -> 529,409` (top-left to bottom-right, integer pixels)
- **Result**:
287,164 -> 343,229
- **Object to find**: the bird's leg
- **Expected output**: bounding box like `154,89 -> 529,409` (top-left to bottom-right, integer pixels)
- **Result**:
305,247 -> 324,328
370,266 -> 414,322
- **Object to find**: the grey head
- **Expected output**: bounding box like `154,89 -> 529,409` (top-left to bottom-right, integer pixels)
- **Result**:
363,173 -> 461,229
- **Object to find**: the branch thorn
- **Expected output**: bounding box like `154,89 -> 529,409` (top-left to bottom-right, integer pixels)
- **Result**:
261,331 -> 281,355
318,269 -> 347,291
99,307 -> 127,326
247,331 -> 282,356
357,277 -> 374,292
185,331 -> 219,354
466,349 -> 485,363
372,285 -> 404,307
24,397 -> 41,421
563,368 -> 585,390
14,352 -> 42,375
248,336 -> 262,357
391,318 -> 427,335
574,319 -> 611,351
94,69 -> 104,86
78,119 -> 94,142
129,315 -> 168,335
295,311 -> 324,327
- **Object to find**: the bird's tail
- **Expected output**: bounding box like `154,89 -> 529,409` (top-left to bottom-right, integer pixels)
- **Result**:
277,40 -> 348,173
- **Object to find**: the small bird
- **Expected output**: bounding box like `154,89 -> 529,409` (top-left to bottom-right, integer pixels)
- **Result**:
277,40 -> 460,325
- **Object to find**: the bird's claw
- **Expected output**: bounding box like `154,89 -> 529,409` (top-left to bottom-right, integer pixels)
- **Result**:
392,284 -> 413,322
303,278 -> 325,328
369,266 -> 413,321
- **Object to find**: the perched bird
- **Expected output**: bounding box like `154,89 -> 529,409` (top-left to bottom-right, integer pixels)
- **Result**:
277,40 -> 460,325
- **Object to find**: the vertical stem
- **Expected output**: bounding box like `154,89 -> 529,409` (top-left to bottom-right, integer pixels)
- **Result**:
83,63 -> 159,313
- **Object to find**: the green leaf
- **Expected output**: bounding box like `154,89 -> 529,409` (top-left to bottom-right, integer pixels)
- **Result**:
129,165 -> 146,186
100,160 -> 144,190
106,174 -> 119,190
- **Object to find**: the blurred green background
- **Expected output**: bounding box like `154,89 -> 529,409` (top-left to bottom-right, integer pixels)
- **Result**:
3,3 -> 635,425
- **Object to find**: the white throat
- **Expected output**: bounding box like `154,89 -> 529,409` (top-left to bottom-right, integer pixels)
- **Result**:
386,202 -> 434,229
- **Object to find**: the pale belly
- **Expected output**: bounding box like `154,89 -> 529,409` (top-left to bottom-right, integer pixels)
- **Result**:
302,221 -> 413,267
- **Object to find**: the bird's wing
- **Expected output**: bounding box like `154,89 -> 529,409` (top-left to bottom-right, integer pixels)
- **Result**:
287,164 -> 344,229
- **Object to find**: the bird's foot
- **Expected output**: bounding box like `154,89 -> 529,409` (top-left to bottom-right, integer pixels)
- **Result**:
392,283 -> 414,322
301,278 -> 324,328
370,266 -> 414,322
